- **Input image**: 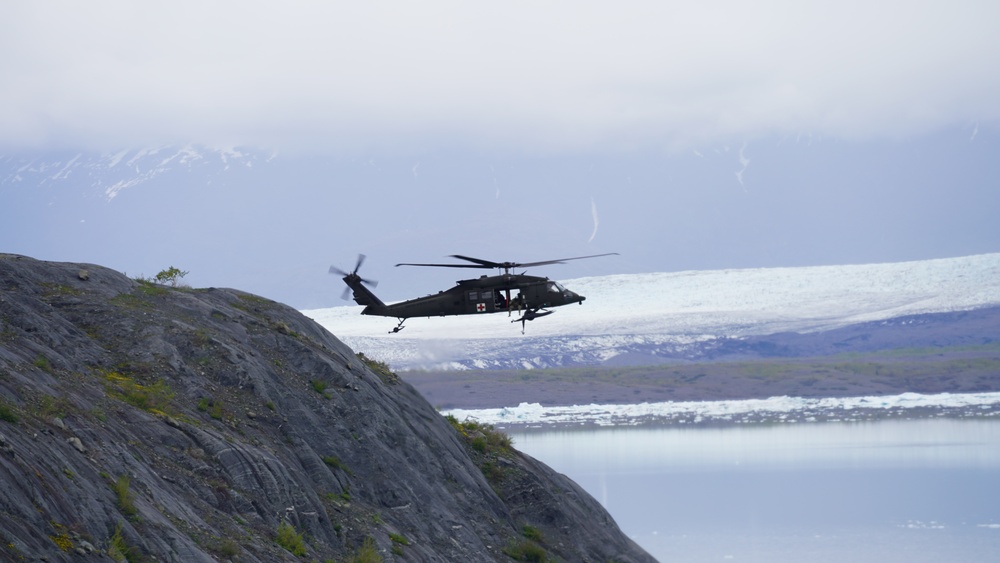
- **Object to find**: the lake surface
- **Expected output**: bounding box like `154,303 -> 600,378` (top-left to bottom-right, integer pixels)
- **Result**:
509,418 -> 1000,562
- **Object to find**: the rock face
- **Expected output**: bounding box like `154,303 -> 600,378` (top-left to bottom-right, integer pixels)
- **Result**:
0,255 -> 654,562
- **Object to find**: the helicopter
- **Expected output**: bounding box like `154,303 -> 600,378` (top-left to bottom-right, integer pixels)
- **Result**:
330,253 -> 617,333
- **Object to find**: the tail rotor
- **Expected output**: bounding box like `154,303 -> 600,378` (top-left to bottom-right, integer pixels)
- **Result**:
329,254 -> 378,300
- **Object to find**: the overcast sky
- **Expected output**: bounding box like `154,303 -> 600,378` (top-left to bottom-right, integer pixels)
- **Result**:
2,1 -> 999,309
3,1 -> 998,153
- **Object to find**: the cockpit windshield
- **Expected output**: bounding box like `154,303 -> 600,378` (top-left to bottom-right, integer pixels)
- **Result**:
547,281 -> 567,293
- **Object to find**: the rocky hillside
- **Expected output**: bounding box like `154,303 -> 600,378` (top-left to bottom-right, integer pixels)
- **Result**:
0,255 -> 653,562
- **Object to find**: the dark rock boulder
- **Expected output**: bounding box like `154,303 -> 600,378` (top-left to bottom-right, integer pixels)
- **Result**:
0,254 -> 654,562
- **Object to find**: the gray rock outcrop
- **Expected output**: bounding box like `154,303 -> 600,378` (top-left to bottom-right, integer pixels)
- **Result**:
0,254 -> 654,562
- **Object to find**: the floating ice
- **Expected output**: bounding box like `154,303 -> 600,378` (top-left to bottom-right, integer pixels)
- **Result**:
444,391 -> 1000,428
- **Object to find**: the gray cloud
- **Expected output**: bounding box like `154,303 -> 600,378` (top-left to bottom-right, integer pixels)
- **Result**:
2,1 -> 999,152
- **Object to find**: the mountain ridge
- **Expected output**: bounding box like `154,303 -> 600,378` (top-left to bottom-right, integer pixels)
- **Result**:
2,146 -> 266,200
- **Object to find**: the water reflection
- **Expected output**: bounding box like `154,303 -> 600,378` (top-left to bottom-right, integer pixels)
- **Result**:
510,419 -> 1000,562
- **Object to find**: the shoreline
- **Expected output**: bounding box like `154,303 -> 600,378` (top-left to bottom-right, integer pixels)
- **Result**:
442,391 -> 1000,431
399,347 -> 1000,430
400,353 -> 1000,407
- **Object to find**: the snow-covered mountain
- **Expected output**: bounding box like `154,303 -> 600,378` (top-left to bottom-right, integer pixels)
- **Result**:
1,146 -> 268,200
303,253 -> 1000,370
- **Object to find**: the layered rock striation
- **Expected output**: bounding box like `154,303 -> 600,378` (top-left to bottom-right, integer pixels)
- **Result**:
0,254 -> 653,562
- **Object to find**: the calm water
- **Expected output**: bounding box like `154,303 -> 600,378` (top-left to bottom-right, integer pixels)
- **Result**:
509,419 -> 1000,562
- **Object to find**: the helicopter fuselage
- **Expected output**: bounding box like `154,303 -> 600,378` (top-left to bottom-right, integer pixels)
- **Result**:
333,252 -> 614,333
353,273 -> 585,319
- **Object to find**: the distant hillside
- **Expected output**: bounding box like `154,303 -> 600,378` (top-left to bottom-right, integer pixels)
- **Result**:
0,255 -> 653,562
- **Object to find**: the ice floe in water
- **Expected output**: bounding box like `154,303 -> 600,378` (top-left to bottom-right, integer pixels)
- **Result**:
445,391 -> 1000,428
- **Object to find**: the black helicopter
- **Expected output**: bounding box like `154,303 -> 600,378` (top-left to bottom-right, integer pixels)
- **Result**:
330,253 -> 617,333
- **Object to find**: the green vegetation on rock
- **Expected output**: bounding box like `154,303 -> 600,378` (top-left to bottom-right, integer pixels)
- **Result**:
275,521 -> 306,557
0,255 -> 655,563
0,399 -> 17,424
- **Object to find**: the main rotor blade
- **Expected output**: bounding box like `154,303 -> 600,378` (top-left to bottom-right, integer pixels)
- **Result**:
395,262 -> 491,269
516,252 -> 619,268
451,253 -> 618,269
449,255 -> 503,268
396,252 -> 619,271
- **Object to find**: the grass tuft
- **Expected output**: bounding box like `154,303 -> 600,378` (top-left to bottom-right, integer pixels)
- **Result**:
0,399 -> 18,424
113,475 -> 137,517
102,371 -> 175,414
357,353 -> 399,385
107,522 -> 138,562
350,536 -> 382,563
503,539 -> 548,562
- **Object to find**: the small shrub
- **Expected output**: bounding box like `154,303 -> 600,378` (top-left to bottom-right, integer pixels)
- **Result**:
38,394 -> 71,418
357,353 -> 399,384
50,532 -> 73,551
470,435 -> 488,453
389,532 -> 409,545
503,540 -> 548,562
351,536 -> 382,563
0,400 -> 17,424
275,521 -> 306,557
480,460 -> 504,484
311,379 -> 328,394
191,328 -> 212,347
131,379 -> 172,410
113,475 -> 137,517
107,522 -> 137,562
197,397 -> 223,420
33,354 -> 53,372
446,417 -> 513,453
154,266 -> 188,287
48,523 -> 73,552
323,455 -> 346,471
274,321 -> 299,337
103,371 -> 175,414
213,538 -> 240,557
521,524 -> 542,542
445,416 -> 514,484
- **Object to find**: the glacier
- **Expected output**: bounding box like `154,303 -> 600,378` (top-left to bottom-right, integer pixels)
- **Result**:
303,253 -> 1000,370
